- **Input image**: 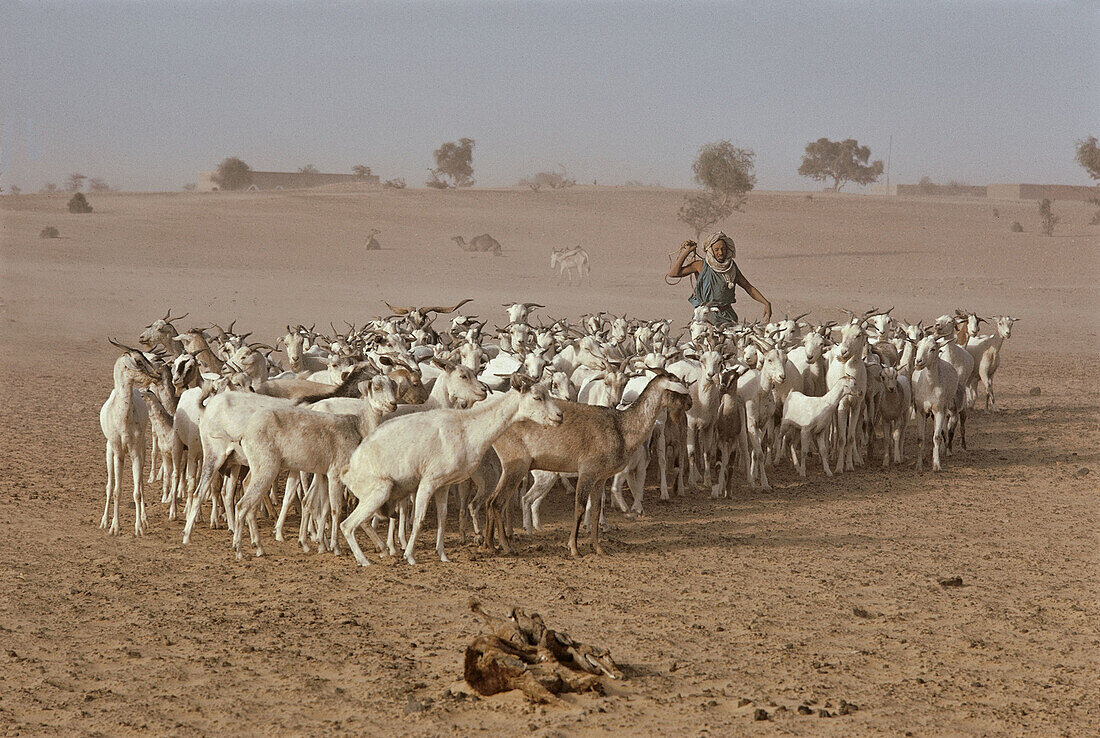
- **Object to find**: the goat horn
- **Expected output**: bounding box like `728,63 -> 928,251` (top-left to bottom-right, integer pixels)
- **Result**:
792,311 -> 810,322
108,337 -> 144,354
166,310 -> 188,322
161,308 -> 172,322
521,303 -> 545,310
383,300 -> 412,315
423,298 -> 473,314
227,319 -> 237,333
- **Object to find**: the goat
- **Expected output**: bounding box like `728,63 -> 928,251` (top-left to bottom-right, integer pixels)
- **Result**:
825,321 -> 868,472
182,390 -> 296,544
100,340 -> 162,535
911,335 -> 960,472
964,316 -> 1019,412
137,309 -> 188,356
711,373 -> 750,497
774,377 -> 856,477
138,389 -> 179,516
736,345 -> 787,490
233,375 -> 399,559
551,246 -> 591,285
484,373 -> 691,557
339,379 -> 563,566
876,366 -> 911,467
172,329 -> 225,375
787,329 -> 828,397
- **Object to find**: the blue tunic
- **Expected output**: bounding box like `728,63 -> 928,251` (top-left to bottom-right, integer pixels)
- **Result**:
689,261 -> 739,323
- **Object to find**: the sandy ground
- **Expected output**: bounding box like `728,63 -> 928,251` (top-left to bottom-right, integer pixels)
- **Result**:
1,186 -> 1098,736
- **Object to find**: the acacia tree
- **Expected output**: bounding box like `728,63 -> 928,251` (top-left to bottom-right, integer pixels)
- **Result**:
66,173 -> 87,192
1076,135 -> 1100,224
212,157 -> 253,190
88,177 -> 110,192
352,164 -> 372,180
298,164 -> 319,174
1038,198 -> 1059,236
427,137 -> 475,188
1075,135 -> 1100,180
798,138 -> 883,191
520,165 -> 576,192
676,140 -> 756,239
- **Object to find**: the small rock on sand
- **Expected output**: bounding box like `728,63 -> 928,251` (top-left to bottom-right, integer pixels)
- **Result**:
938,576 -> 964,588
1029,387 -> 1041,396
753,708 -> 769,721
1075,467 -> 1090,477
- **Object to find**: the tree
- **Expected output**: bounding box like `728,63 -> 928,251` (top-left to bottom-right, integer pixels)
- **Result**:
68,192 -> 93,213
183,183 -> 197,191
798,138 -> 883,191
691,141 -> 756,203
352,164 -> 372,180
428,137 -> 475,188
88,177 -> 109,192
676,141 -> 755,239
212,157 -> 253,190
1038,199 -> 1059,237
520,165 -> 576,192
1075,135 -> 1100,180
41,183 -> 58,193
9,185 -> 20,195
383,177 -> 406,189
677,191 -> 736,241
298,164 -> 319,174
66,173 -> 87,192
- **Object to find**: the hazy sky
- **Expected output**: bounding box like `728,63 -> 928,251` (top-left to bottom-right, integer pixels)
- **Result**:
2,1 -> 1097,192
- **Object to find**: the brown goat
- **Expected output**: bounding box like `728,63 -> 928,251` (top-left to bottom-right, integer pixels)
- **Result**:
484,373 -> 691,557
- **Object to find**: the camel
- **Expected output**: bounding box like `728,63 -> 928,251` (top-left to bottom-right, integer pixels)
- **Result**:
364,228 -> 380,251
453,234 -> 502,256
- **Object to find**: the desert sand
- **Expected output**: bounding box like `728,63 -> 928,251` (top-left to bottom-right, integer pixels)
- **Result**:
1,186 -> 1098,736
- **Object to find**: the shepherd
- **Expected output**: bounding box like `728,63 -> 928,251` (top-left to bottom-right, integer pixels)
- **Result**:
666,231 -> 771,325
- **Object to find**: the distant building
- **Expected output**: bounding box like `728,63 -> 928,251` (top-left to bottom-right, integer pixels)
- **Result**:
887,182 -> 1097,201
196,170 -> 377,191
890,183 -> 988,198
985,183 -> 1098,201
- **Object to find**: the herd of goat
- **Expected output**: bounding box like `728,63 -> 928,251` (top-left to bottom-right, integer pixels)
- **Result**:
99,302 -> 1019,565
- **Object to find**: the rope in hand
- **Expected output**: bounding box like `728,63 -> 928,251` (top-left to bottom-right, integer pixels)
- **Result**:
664,239 -> 700,287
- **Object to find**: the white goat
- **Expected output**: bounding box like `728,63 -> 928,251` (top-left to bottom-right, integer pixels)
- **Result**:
774,377 -> 856,477
825,322 -> 868,472
551,246 -> 591,285
233,375 -> 399,559
965,316 -> 1019,412
100,342 -> 162,535
340,382 -> 563,566
736,345 -> 787,490
911,335 -> 960,472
